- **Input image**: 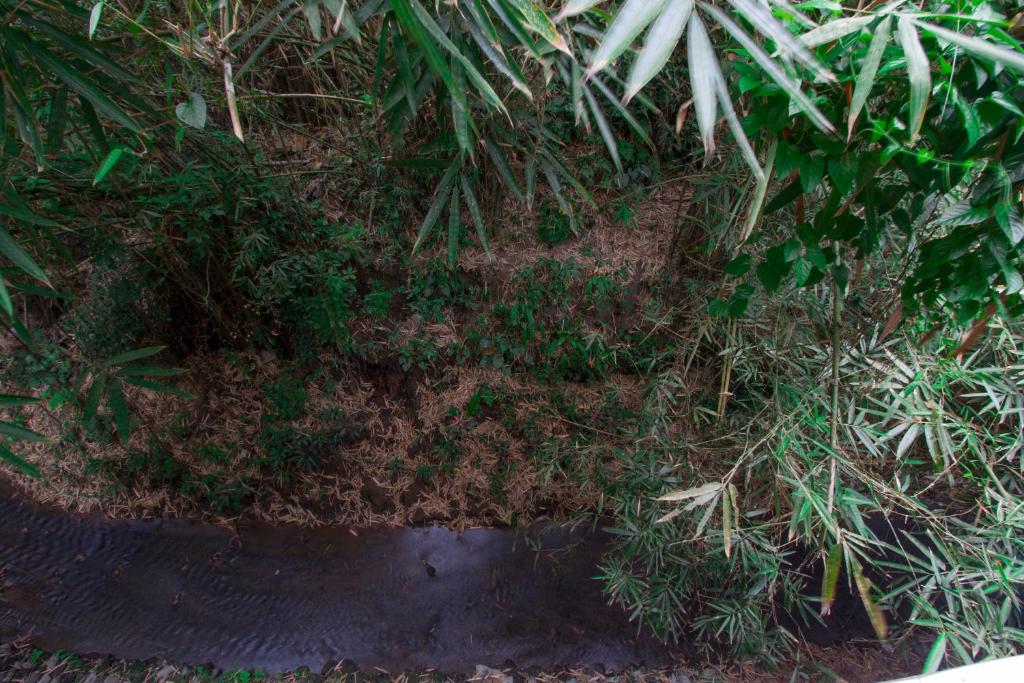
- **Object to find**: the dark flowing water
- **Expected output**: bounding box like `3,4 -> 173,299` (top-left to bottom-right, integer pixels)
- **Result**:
0,494 -> 673,674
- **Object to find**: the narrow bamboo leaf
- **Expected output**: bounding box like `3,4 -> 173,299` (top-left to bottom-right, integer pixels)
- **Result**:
582,84 -> 622,173
538,158 -> 578,233
590,74 -> 653,146
483,138 -> 522,200
688,13 -> 719,159
447,189 -> 460,268
45,86 -> 69,155
413,160 -> 460,252
0,226 -> 49,285
821,542 -> 843,615
93,147 -> 125,185
658,482 -> 722,501
555,0 -> 601,23
4,30 -> 139,132
505,0 -> 570,54
0,444 -> 40,477
450,54 -> 471,155
302,0 -> 323,39
525,154 -> 537,208
721,488 -> 733,558
100,345 -> 165,369
897,16 -> 930,143
852,560 -> 889,639
848,16 -> 892,140
463,14 -> 533,99
120,377 -> 193,398
923,633 -> 947,674
0,204 -> 59,227
726,0 -> 834,82
715,69 -> 764,181
108,381 -> 130,442
586,0 -> 669,77
0,277 -> 11,317
0,394 -> 36,407
799,15 -> 873,48
0,420 -> 49,443
389,0 -> 471,121
700,4 -> 836,135
460,175 -> 492,258
116,366 -> 187,378
625,0 -> 693,102
14,15 -> 141,85
393,0 -> 506,114
920,20 -> 1024,73
83,374 -> 107,423
88,2 -> 104,39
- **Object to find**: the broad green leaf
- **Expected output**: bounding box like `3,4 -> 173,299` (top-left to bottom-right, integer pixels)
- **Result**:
0,420 -> 49,443
0,444 -> 40,477
93,147 -> 125,185
701,3 -> 836,135
625,0 -> 693,102
688,13 -> 719,159
586,0 -> 669,77
0,226 -> 50,285
460,175 -> 492,259
100,345 -> 166,369
920,20 -> 1024,73
897,16 -> 929,143
848,16 -> 892,140
413,159 -> 460,252
799,15 -> 872,48
555,0 -> 601,23
175,92 -> 207,129
89,2 -> 104,39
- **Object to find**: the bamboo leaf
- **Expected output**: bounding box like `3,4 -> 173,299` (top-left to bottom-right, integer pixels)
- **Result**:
919,20 -> 1024,73
88,2 -> 104,39
848,16 -> 892,140
688,13 -> 719,160
100,345 -> 166,369
93,147 -> 125,185
722,487 -> 733,558
852,560 -> 889,640
586,0 -> 669,77
0,226 -> 50,285
700,3 -> 836,135
799,15 -> 873,48
821,542 -> 843,615
555,0 -> 602,23
625,0 -> 693,102
0,420 -> 49,443
0,444 -> 40,477
484,137 -> 523,200
83,374 -> 107,423
0,277 -> 11,317
505,0 -> 570,54
413,159 -> 460,252
460,175 -> 492,259
658,482 -> 722,501
0,394 -> 36,408
582,83 -> 622,173
923,632 -> 947,674
897,16 -> 930,143
108,381 -> 130,442
447,189 -> 460,268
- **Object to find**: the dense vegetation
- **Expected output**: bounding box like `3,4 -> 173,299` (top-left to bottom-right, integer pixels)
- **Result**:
2,0 -> 1023,674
